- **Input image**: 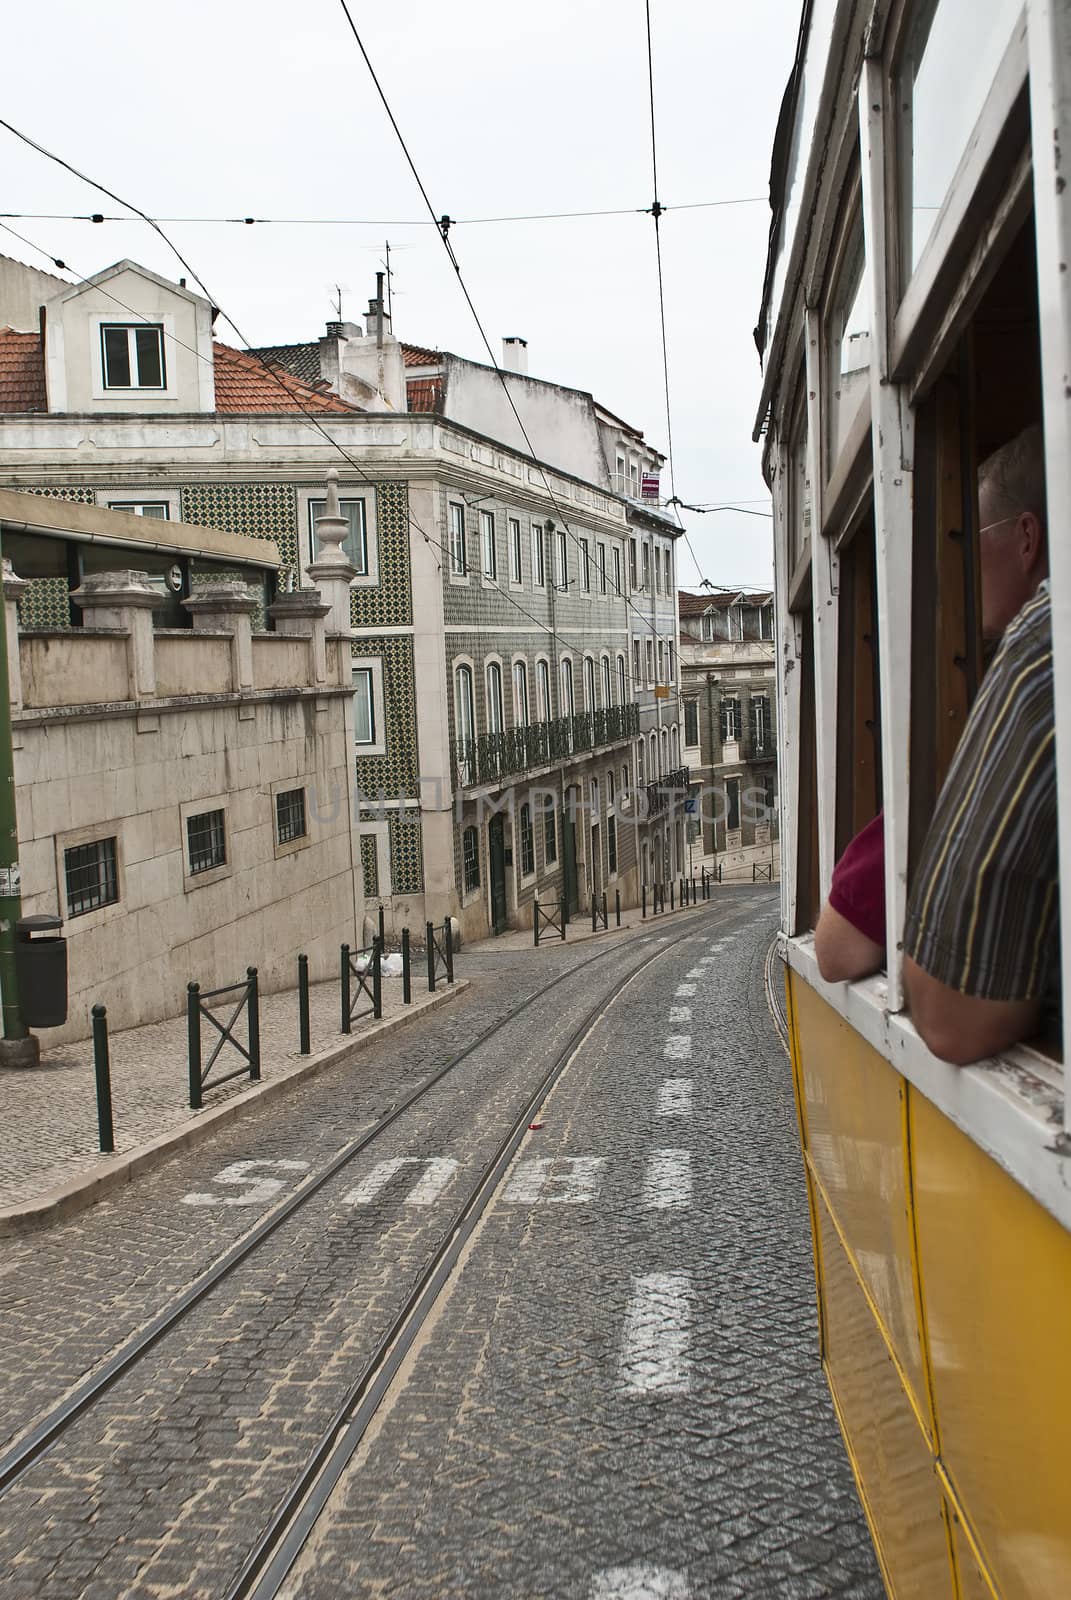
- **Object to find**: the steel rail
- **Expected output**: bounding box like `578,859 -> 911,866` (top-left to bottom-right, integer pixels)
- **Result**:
226,906 -> 742,1600
0,898 -> 736,1496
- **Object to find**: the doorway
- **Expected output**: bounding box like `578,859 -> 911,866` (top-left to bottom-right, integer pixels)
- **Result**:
488,813 -> 508,934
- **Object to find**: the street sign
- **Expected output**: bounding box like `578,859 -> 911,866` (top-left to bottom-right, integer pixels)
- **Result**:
654,684 -> 670,699
641,472 -> 660,499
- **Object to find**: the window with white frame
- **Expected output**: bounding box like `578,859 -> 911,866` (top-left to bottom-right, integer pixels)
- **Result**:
580,538 -> 591,591
556,530 -> 568,589
649,730 -> 658,776
601,656 -> 612,706
353,667 -> 376,745
509,517 -> 522,583
632,638 -> 641,684
645,638 -> 654,685
721,696 -> 740,742
455,665 -> 476,779
532,522 -> 546,587
584,656 -> 597,711
664,547 -> 671,594
629,539 -> 638,590
701,610 -> 715,642
560,657 -> 575,717
101,323 -> 165,389
107,500 -> 170,520
684,700 -> 699,747
513,659 -> 530,725
449,504 -> 467,575
598,543 -> 607,593
308,497 -> 368,574
536,658 -> 552,721
486,661 -> 504,733
481,510 -> 497,579
613,545 -> 622,595
617,654 -> 627,705
637,741 -> 645,780
629,460 -> 639,495
543,796 -> 558,863
642,543 -> 650,591
657,640 -> 665,683
752,694 -> 769,752
654,547 -> 661,594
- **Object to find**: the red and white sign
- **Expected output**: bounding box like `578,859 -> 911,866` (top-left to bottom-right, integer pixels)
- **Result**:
641,472 -> 660,499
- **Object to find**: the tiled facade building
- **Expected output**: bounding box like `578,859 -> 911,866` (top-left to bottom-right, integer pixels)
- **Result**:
0,254 -> 682,940
678,590 -> 780,874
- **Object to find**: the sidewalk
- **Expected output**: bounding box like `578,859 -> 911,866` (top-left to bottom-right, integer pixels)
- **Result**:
0,963 -> 467,1233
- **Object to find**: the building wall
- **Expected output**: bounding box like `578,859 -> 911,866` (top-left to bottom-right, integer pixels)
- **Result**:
16,672 -> 358,1044
679,632 -> 779,863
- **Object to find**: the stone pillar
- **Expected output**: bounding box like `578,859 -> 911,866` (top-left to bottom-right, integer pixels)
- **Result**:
306,467 -> 357,637
69,570 -> 164,699
182,582 -> 258,693
268,589 -> 330,687
2,561 -> 28,714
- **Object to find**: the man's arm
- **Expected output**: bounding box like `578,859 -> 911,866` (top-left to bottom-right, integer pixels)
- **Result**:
903,956 -> 1041,1065
815,903 -> 884,984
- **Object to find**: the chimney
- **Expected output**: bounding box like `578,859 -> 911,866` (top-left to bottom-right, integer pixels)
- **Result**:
502,336 -> 528,375
364,283 -> 392,340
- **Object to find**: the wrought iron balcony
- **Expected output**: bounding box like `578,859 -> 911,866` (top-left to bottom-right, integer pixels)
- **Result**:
645,765 -> 691,816
452,702 -> 639,790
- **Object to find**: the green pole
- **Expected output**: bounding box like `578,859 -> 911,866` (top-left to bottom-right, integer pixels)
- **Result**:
0,552 -> 28,1043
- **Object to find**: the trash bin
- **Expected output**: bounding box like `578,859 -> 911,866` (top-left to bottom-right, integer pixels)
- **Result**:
15,914 -> 68,1028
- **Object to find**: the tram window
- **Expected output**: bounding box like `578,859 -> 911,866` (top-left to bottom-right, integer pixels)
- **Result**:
787,378 -> 811,585
835,512 -> 882,859
896,0 -> 1023,282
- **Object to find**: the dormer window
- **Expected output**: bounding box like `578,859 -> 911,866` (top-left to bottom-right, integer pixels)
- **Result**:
101,324 -> 165,389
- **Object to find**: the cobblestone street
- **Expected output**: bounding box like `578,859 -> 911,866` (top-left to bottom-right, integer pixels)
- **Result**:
0,890 -> 882,1599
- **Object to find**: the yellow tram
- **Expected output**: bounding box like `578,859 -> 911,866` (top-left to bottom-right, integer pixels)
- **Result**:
757,2 -> 1071,1595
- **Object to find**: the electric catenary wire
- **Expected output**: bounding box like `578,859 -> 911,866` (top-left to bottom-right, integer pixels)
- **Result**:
0,198 -> 767,228
644,0 -> 677,513
332,0 -> 680,664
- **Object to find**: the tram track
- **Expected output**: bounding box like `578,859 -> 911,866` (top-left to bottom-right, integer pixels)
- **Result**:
0,897 -> 748,1518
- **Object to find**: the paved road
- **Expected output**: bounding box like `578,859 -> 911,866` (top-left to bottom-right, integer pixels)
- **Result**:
0,890 -> 883,1599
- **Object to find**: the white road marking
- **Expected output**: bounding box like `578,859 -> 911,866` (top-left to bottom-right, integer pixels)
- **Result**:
674,983 -> 696,997
182,1158 -> 310,1207
685,966 -> 705,979
592,1566 -> 691,1600
697,956 -> 716,965
343,1156 -> 459,1208
619,1272 -> 693,1394
656,1078 -> 693,1116
643,1149 -> 692,1208
667,1005 -> 691,1024
501,1156 -> 605,1204
663,1035 -> 692,1061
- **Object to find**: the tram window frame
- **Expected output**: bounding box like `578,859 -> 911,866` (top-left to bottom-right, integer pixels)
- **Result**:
786,374 -> 813,603
834,508 -> 883,860
821,171 -> 871,489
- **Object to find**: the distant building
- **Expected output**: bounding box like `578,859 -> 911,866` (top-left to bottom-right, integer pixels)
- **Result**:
677,590 -> 779,875
0,254 -> 684,939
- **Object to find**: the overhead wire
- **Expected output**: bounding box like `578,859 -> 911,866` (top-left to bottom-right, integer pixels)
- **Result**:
332,0 -> 681,665
0,197 -> 767,228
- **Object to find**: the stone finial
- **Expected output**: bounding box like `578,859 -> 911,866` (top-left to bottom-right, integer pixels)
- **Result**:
311,468 -> 358,579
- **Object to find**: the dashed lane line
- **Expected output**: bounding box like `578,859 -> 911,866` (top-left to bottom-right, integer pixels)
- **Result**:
642,1149 -> 692,1209
662,1035 -> 692,1061
619,1271 -> 693,1395
592,1567 -> 691,1599
656,1078 -> 693,1115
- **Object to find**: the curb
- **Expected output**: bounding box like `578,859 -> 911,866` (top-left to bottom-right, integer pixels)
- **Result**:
0,979 -> 470,1237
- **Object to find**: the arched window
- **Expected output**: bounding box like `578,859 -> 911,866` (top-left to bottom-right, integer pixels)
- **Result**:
537,658 -> 552,721
486,662 -> 504,734
671,725 -> 679,767
602,655 -> 613,706
455,665 -> 475,784
584,656 -> 597,711
519,802 -> 535,876
661,727 -> 669,771
513,660 -> 530,725
637,741 -> 645,780
649,730 -> 659,777
560,658 -> 575,717
462,825 -> 480,890
617,654 -> 627,707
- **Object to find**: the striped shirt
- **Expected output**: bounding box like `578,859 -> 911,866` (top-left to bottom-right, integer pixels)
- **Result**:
904,582 -> 1057,1002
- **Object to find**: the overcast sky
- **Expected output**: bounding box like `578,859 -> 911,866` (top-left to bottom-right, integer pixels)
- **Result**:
4,1 -> 799,591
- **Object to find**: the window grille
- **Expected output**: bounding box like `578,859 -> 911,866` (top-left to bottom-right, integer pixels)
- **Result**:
187,809 -> 226,875
275,787 -> 307,844
544,801 -> 558,864
463,825 -> 480,890
520,803 -> 535,876
65,836 -> 118,917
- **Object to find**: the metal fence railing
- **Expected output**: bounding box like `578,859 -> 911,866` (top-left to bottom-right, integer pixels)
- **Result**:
426,919 -> 454,990
187,968 -> 261,1109
342,939 -> 382,1033
534,896 -> 567,945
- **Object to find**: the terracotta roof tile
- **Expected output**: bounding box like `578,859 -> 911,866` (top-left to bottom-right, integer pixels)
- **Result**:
406,376 -> 444,413
212,343 -> 361,414
0,328 -> 47,413
401,341 -> 441,367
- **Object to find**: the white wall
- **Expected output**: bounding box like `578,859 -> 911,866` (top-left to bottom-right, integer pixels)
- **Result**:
443,357 -> 608,484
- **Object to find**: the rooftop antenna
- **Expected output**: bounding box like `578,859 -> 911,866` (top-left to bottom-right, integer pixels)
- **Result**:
331,283 -> 343,321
